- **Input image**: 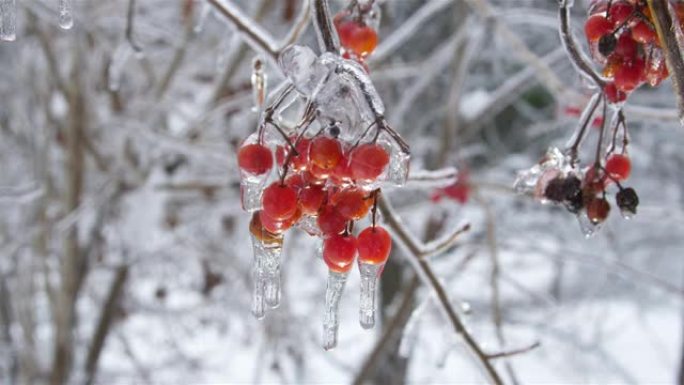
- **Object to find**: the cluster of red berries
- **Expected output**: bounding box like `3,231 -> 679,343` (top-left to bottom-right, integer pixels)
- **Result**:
538,152 -> 639,227
239,133 -> 393,246
584,0 -> 672,102
333,2 -> 379,68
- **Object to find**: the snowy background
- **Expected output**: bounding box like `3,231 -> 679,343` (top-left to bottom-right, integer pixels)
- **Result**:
0,0 -> 683,384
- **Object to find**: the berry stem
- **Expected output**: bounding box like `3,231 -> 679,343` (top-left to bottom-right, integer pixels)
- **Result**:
594,95 -> 608,167
566,92 -> 602,166
370,189 -> 380,228
559,0 -> 606,87
258,84 -> 295,143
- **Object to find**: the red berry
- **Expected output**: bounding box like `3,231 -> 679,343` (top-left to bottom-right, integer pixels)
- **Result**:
585,15 -> 613,42
350,144 -> 390,181
262,182 -> 298,220
299,185 -> 326,215
443,182 -> 469,204
309,136 -> 343,170
336,20 -> 378,58
276,138 -> 311,171
331,153 -> 353,184
586,198 -> 611,224
608,1 -> 634,27
317,205 -> 347,236
323,234 -> 358,273
613,33 -> 638,61
605,154 -> 631,181
331,188 -> 371,220
584,165 -> 610,192
259,210 -> 297,234
357,226 -> 392,265
604,82 -> 627,103
631,21 -> 656,44
614,59 -> 643,92
237,143 -> 273,175
249,212 -> 281,244
285,173 -> 306,193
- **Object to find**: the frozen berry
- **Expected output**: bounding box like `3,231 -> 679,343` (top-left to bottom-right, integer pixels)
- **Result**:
238,143 -> 273,175
605,153 -> 631,181
323,234 -> 358,273
598,34 -> 617,56
357,226 -> 392,265
350,144 -> 390,181
262,182 -> 298,220
585,14 -> 613,42
317,205 -> 347,236
616,187 -> 639,215
310,136 -> 343,170
586,198 -> 611,224
332,188 -> 371,220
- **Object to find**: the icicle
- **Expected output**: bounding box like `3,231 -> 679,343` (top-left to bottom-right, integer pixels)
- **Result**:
59,0 -> 74,30
323,270 -> 348,350
108,44 -> 133,92
193,1 -> 211,34
0,0 -> 16,42
358,262 -> 383,329
251,57 -> 267,112
249,231 -> 283,318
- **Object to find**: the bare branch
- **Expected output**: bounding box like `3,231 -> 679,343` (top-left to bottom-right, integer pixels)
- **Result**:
647,0 -> 684,126
377,194 -> 504,385
486,341 -> 541,360
311,0 -> 339,53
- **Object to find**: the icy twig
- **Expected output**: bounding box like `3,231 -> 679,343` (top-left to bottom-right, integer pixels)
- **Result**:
486,341 -> 541,360
126,0 -> 142,53
647,0 -> 684,126
405,167 -> 458,189
207,0 -> 279,61
558,0 -> 605,87
311,0 -> 339,53
369,0 -> 453,65
565,92 -> 602,165
377,194 -> 504,385
420,223 -> 471,258
280,0 -> 311,49
465,0 -> 567,98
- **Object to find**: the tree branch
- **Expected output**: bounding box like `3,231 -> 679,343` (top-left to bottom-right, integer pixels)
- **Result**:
377,194 -> 504,385
647,0 -> 684,126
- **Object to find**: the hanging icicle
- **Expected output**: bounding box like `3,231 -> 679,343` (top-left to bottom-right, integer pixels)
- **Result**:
0,0 -> 16,41
59,0 -> 74,30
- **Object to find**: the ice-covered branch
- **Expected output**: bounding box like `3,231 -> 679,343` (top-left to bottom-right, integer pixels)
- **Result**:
377,194 -> 504,385
647,0 -> 684,126
558,0 -> 605,87
406,167 -> 458,189
207,0 -> 279,61
311,0 -> 339,53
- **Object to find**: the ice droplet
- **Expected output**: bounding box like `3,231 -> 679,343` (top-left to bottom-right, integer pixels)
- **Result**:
194,1 -> 211,34
59,0 -> 74,30
323,270 -> 348,350
359,262 -> 383,329
250,233 -> 283,318
576,211 -> 600,238
0,0 -> 16,42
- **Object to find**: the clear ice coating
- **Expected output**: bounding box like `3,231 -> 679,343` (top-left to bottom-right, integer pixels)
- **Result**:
323,270 -> 348,350
513,147 -> 569,195
358,262 -> 383,329
576,210 -> 600,239
378,132 -> 410,186
239,133 -> 270,212
250,233 -> 284,319
279,45 -> 329,96
0,0 -> 16,41
59,0 -> 74,30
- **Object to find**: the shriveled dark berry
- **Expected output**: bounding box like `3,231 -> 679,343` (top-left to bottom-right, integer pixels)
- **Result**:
328,124 -> 341,138
544,177 -> 566,202
562,175 -> 582,202
598,34 -> 617,56
564,189 -> 584,213
616,187 -> 639,215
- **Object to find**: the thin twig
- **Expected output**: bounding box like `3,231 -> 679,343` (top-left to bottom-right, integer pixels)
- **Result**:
486,341 -> 541,360
207,0 -> 279,61
420,223 -> 471,258
311,0 -> 339,53
125,0 -> 142,53
377,194 -> 504,385
558,0 -> 605,87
